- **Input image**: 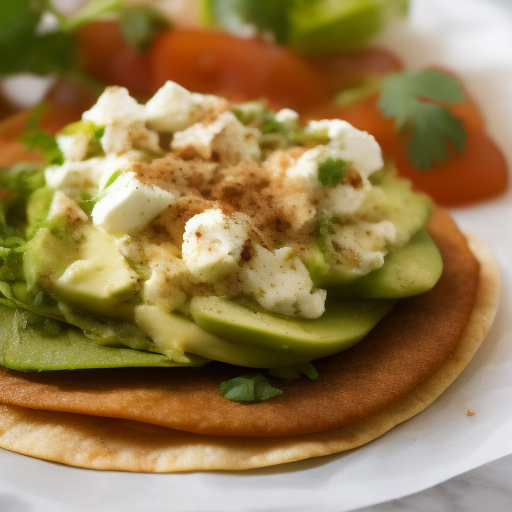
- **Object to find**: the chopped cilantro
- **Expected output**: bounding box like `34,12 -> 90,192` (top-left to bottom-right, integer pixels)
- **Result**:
268,362 -> 318,380
220,373 -> 283,402
317,158 -> 349,187
232,102 -> 298,149
103,170 -> 122,189
78,191 -> 97,217
377,69 -> 467,170
20,107 -> 64,166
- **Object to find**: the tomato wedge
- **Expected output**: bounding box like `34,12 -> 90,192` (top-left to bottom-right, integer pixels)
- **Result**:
147,29 -> 332,112
308,47 -> 404,93
77,21 -> 153,95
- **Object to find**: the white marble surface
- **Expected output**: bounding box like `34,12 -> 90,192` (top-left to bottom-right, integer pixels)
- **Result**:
356,455 -> 512,511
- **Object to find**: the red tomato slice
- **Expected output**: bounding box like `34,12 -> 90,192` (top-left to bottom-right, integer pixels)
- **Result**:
308,47 -> 404,93
147,29 -> 332,112
393,129 -> 508,206
77,21 -> 152,95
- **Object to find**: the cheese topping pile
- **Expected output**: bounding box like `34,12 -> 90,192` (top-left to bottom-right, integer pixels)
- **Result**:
45,81 -> 393,319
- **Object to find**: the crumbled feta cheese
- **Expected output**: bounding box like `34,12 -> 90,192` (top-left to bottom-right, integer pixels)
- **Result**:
143,252 -> 188,313
96,153 -> 144,189
285,146 -> 368,218
321,184 -> 368,218
331,220 -> 396,275
45,154 -> 143,192
44,160 -> 104,191
47,191 -> 88,223
83,86 -> 145,127
240,245 -> 326,318
145,81 -> 228,132
100,124 -> 161,155
56,133 -> 90,162
145,81 -> 194,132
171,111 -> 261,164
274,108 -> 299,129
92,172 -> 175,234
182,209 -> 249,282
287,146 -> 346,186
305,120 -> 383,179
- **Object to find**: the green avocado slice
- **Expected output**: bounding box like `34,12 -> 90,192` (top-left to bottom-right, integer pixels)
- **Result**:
0,305 -> 207,371
327,228 -> 443,298
189,296 -> 396,362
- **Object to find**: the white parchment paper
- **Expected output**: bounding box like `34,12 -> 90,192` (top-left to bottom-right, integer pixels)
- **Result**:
1,0 -> 512,511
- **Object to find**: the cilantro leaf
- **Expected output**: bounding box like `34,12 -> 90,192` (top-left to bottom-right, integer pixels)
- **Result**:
268,362 -> 318,380
317,158 -> 349,187
220,373 -> 283,402
377,69 -> 467,170
19,107 -> 64,165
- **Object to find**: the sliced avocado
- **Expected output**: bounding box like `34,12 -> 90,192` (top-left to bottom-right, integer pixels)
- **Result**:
0,305 -> 206,371
310,174 -> 434,289
23,227 -> 79,293
189,296 -> 396,363
327,229 -> 443,298
288,0 -> 409,54
202,0 -> 408,54
363,174 -> 433,244
134,305 -> 308,368
52,225 -> 138,316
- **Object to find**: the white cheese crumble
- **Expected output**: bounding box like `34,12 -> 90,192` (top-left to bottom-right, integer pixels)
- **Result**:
44,153 -> 144,192
44,159 -> 105,191
287,146 -> 346,186
305,119 -> 383,179
286,146 -> 369,218
83,86 -> 160,156
171,111 -> 261,164
143,251 -> 188,313
56,133 -> 90,162
331,220 -> 397,275
100,123 -> 161,155
83,86 -> 145,127
240,245 -> 326,319
274,108 -> 299,128
47,191 -> 88,223
182,209 -> 249,282
92,172 -> 175,234
144,81 -> 227,133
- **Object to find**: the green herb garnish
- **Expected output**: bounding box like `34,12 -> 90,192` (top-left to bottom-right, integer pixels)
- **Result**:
378,69 -> 467,170
103,170 -> 122,189
318,158 -> 349,187
268,362 -> 318,380
19,107 -> 64,166
220,373 -> 283,402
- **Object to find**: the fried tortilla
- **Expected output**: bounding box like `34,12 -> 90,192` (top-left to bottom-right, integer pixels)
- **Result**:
0,208 -> 500,470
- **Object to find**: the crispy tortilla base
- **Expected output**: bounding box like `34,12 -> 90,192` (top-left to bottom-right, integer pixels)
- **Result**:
0,210 -> 501,471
